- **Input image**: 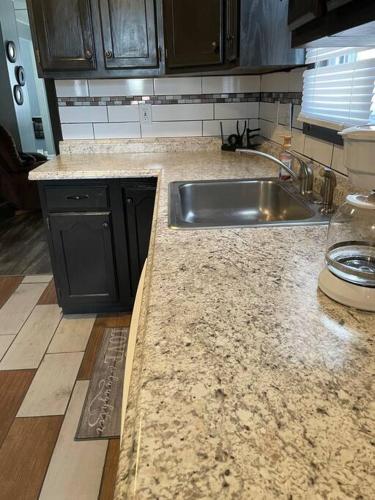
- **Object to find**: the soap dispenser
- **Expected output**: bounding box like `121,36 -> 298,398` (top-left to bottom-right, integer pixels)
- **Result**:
279,135 -> 293,181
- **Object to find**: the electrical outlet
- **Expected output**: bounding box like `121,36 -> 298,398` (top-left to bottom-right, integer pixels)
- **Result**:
139,104 -> 152,125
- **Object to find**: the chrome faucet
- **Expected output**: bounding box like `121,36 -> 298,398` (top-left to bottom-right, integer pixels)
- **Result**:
236,149 -> 314,198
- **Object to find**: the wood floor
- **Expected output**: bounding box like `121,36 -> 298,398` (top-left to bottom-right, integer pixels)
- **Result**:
0,275 -> 129,500
0,212 -> 52,275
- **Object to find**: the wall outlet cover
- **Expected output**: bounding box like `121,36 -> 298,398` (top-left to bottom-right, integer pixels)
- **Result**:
139,104 -> 152,125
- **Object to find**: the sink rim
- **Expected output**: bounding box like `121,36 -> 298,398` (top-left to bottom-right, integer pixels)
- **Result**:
169,177 -> 331,229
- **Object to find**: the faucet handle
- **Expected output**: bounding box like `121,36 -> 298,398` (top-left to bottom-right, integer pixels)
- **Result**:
291,152 -> 314,196
301,161 -> 314,192
320,167 -> 336,214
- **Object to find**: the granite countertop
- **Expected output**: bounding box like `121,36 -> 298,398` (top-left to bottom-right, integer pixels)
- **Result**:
31,148 -> 375,499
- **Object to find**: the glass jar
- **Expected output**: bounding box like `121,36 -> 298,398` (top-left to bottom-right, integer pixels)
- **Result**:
325,191 -> 375,287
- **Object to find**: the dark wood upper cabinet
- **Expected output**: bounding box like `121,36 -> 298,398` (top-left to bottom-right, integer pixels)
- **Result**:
99,0 -> 159,68
288,0 -> 326,30
289,0 -> 375,47
163,0 -> 226,69
27,0 -> 96,71
240,0 -> 304,67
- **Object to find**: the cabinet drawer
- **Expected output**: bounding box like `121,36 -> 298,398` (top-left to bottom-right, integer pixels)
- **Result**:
44,185 -> 109,211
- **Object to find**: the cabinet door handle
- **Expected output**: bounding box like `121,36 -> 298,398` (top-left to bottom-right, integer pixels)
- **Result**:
84,48 -> 93,60
211,41 -> 219,53
105,50 -> 113,59
126,198 -> 133,205
66,194 -> 89,200
102,222 -> 109,229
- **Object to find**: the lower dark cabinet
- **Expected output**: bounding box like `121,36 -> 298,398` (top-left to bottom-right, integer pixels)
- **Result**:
38,178 -> 157,314
49,212 -> 119,311
123,179 -> 157,296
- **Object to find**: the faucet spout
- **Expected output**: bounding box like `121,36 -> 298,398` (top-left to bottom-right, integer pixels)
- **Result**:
236,149 -> 298,180
236,148 -> 314,198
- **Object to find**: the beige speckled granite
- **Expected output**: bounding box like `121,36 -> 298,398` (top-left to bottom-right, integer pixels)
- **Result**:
59,137 -> 222,155
30,149 -> 375,500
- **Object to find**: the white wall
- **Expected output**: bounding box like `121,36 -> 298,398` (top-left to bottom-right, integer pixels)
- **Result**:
0,0 -> 35,152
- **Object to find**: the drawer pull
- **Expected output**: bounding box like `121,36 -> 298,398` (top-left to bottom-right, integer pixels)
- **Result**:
66,195 -> 89,201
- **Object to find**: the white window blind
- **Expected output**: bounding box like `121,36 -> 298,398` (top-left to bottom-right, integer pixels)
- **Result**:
300,48 -> 375,129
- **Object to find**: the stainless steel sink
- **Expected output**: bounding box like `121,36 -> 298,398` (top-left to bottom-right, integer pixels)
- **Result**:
169,178 -> 330,229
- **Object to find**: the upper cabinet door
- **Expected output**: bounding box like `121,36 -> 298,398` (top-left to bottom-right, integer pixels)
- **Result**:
99,0 -> 158,68
163,0 -> 224,68
288,0 -> 326,30
28,0 -> 96,71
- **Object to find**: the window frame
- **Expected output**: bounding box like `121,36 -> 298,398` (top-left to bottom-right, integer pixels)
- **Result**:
299,47 -> 375,139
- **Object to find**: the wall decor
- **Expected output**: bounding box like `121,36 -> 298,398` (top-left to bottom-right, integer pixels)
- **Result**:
6,41 -> 16,63
15,66 -> 25,86
13,85 -> 24,105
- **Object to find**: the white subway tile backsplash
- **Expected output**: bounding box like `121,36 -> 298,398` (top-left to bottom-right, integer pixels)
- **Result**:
55,80 -> 89,98
203,119 -> 259,137
288,68 -> 304,93
93,122 -> 141,139
88,78 -> 154,97
61,123 -> 94,140
304,136 -> 333,166
59,106 -> 108,123
55,73 -> 316,147
292,104 -> 302,130
278,103 -> 291,127
331,145 -> 347,175
260,120 -> 291,145
272,125 -> 290,145
202,75 -> 260,94
261,72 -> 289,92
152,104 -> 213,121
141,121 -> 202,137
214,102 -> 259,119
108,105 -> 140,122
154,77 -> 201,95
259,102 -> 278,122
260,119 -> 276,141
291,129 -> 305,154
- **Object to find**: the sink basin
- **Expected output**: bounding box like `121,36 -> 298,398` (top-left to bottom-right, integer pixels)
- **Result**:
169,178 -> 330,229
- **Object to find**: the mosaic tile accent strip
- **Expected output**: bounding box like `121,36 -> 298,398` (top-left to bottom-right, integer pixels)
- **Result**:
57,93 -> 261,107
58,91 -> 302,107
260,92 -> 302,105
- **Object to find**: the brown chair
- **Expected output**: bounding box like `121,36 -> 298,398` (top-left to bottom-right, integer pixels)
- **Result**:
0,124 -> 47,211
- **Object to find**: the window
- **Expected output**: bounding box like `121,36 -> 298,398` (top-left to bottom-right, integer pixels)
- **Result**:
300,48 -> 375,130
